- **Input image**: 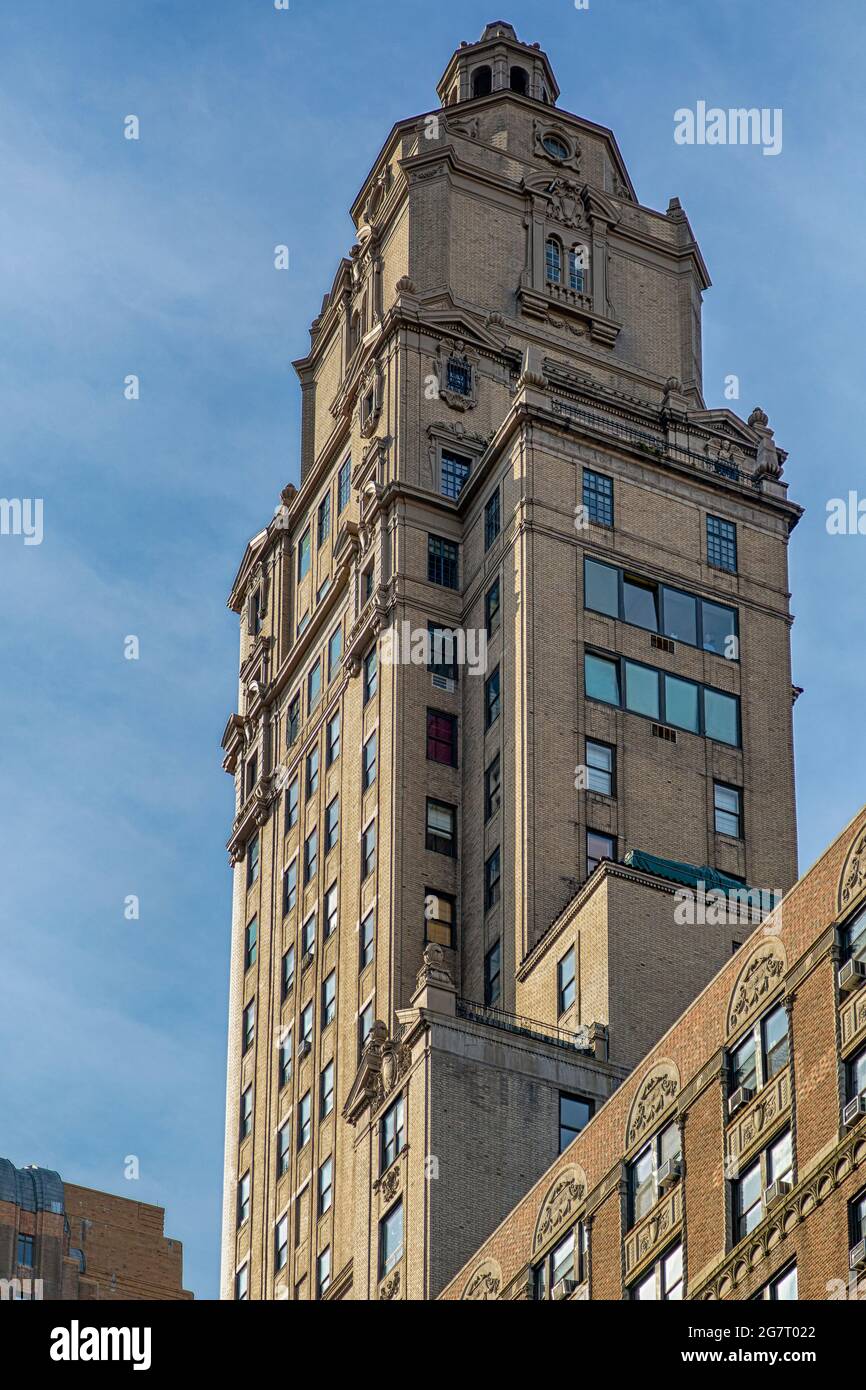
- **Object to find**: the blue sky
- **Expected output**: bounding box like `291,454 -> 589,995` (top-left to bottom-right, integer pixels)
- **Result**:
0,0 -> 863,1300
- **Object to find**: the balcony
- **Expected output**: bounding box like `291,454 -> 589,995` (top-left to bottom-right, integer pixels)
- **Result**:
455,998 -> 592,1053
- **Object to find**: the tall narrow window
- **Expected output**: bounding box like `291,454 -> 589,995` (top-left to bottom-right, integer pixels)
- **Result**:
484,754 -> 501,819
279,1031 -> 292,1088
359,1002 -> 374,1053
485,578 -> 501,637
338,457 -> 352,512
568,245 -> 587,292
545,236 -> 562,284
306,747 -> 319,796
426,798 -> 456,856
318,1156 -> 333,1215
240,1085 -> 253,1141
244,916 -> 258,969
327,625 -> 343,681
427,709 -> 458,766
559,1093 -> 593,1152
381,1095 -> 405,1170
441,450 -> 471,499
484,489 -> 501,549
325,882 -> 338,938
484,939 -> 501,1005
317,493 -> 331,546
583,469 -> 613,527
285,777 -> 299,831
307,659 -> 321,711
587,830 -> 615,876
297,529 -> 311,581
320,1059 -> 335,1118
304,828 -> 318,884
298,1092 -> 312,1148
360,909 -> 375,970
425,891 -> 455,949
379,1201 -> 404,1277
586,740 -> 614,796
557,947 -> 576,1015
237,1172 -> 251,1227
485,666 -> 501,728
428,534 -> 459,589
317,1247 -> 331,1298
362,732 -> 377,790
275,1215 -> 288,1272
326,713 -> 341,766
714,783 -> 742,837
242,1000 -> 256,1053
707,514 -> 737,572
283,860 -> 297,915
322,970 -> 336,1027
325,796 -> 339,853
281,945 -> 295,998
246,834 -> 260,889
277,1121 -> 291,1176
363,646 -> 378,703
484,847 -> 501,910
361,820 -> 376,879
286,693 -> 300,747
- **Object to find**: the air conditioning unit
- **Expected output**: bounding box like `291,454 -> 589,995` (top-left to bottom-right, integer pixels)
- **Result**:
299,1039 -> 312,1058
302,950 -> 315,971
658,1157 -> 682,1191
764,1178 -> 792,1208
843,1095 -> 866,1127
552,1277 -> 577,1301
838,958 -> 866,993
431,674 -> 455,694
850,1239 -> 866,1271
728,1086 -> 754,1117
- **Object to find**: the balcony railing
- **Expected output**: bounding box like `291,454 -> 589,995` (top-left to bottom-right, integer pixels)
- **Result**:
456,998 -> 591,1052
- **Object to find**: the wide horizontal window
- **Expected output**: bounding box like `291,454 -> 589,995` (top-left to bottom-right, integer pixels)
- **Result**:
584,557 -> 738,659
584,650 -> 741,747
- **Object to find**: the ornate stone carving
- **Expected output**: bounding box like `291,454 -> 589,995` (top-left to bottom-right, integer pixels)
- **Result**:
462,1257 -> 502,1301
624,1186 -> 683,1275
626,1062 -> 680,1149
532,1165 -> 587,1253
444,113 -> 479,140
839,822 -> 866,914
379,1165 -> 401,1203
415,942 -> 454,994
533,119 -> 581,174
727,940 -> 787,1035
726,1067 -> 791,1171
379,1268 -> 401,1301
544,178 -> 588,230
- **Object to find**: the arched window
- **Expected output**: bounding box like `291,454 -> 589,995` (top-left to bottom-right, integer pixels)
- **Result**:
569,245 -> 588,293
509,66 -> 528,95
471,66 -> 492,98
545,237 -> 562,286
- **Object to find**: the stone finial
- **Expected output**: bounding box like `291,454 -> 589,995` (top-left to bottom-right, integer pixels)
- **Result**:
749,406 -> 783,480
416,942 -> 453,992
395,275 -> 416,296
411,942 -> 457,1014
748,406 -> 769,429
518,345 -> 547,390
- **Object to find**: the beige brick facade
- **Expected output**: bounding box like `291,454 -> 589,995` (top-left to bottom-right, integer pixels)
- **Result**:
218,22 -> 802,1300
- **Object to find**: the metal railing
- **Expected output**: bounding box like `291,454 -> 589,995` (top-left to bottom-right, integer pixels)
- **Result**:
456,998 -> 591,1052
550,398 -> 763,490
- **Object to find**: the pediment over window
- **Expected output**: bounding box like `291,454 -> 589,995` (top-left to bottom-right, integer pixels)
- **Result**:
625,1061 -> 680,1151
461,1257 -> 502,1301
726,939 -> 787,1038
839,820 -> 866,915
532,1164 -> 588,1255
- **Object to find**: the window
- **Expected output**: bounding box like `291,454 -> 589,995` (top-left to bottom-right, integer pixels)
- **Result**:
317,1247 -> 331,1297
286,694 -> 300,747
568,245 -> 587,292
237,1172 -> 251,1226
485,578 -> 500,637
325,882 -> 338,938
317,576 -> 331,605
317,496 -> 331,549
382,1095 -> 405,1170
304,829 -> 318,884
632,1243 -> 683,1300
307,659 -> 321,711
557,948 -> 576,1015
441,450 -> 471,498
327,625 -> 342,681
318,1156 -> 333,1215
279,1031 -> 292,1088
851,1189 -> 866,1245
16,1233 -> 34,1268
484,939 -> 501,1005
248,589 -> 262,636
485,666 -> 501,728
428,534 -> 459,589
362,566 -> 374,602
545,236 -> 562,284
363,646 -> 378,703
842,905 -> 866,964
427,623 -> 458,681
298,529 -> 311,581
848,1046 -> 866,1104
277,1121 -> 291,1177
485,754 -> 501,820
584,650 -> 741,746
471,64 -> 492,97
586,740 -> 614,796
338,457 -> 352,512
584,557 -> 619,618
379,1201 -> 404,1277
285,776 -> 299,831
362,732 -> 377,790
587,830 -> 615,876
282,944 -> 295,997
326,713 -> 341,767
427,709 -> 458,766
629,1121 -> 682,1226
321,1059 -> 335,1118
236,1264 -> 249,1301
701,599 -> 737,656
301,911 -> 316,956
425,891 -> 455,949
245,753 -> 258,798
320,972 -> 336,1030
242,1000 -> 256,1053
240,1085 -> 253,1141
583,469 -> 613,527
510,64 -> 528,94
484,489 -> 501,549
663,587 -> 698,645
325,796 -> 339,853
426,798 -> 456,856
246,834 -> 260,889
306,746 -> 319,797
361,820 -> 377,879
298,1092 -> 312,1149
533,1224 -> 588,1299
707,514 -> 737,572
297,611 -> 310,638
729,1002 -> 789,1095
360,909 -> 375,970
244,916 -> 258,969
542,132 -> 568,158
485,848 -> 501,911
560,1094 -> 594,1152
359,1002 -> 374,1053
734,1129 -> 793,1241
756,1265 -> 798,1301
283,860 -> 298,916
715,783 -> 742,837
275,1214 -> 288,1272
623,574 -> 659,632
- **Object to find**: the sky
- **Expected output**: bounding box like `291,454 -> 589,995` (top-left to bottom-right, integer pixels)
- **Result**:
0,0 -> 863,1300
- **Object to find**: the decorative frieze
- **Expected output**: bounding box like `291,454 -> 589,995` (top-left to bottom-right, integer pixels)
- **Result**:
461,1257 -> 502,1301
625,1061 -> 680,1150
532,1164 -> 587,1254
726,939 -> 787,1036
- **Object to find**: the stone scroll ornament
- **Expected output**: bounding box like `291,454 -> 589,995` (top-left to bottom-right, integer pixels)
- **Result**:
625,1062 -> 680,1149
839,823 -> 866,914
726,938 -> 787,1036
532,1165 -> 588,1253
461,1257 -> 502,1301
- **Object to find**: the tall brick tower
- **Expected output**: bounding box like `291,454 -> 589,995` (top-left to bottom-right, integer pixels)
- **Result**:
219,22 -> 801,1300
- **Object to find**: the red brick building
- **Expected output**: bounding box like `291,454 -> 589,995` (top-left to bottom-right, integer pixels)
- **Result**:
0,1161 -> 193,1301
440,807 -> 866,1301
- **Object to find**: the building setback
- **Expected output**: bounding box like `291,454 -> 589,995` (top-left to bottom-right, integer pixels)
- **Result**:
0,1161 -> 192,1301
439,808 -> 866,1301
219,21 -> 802,1299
